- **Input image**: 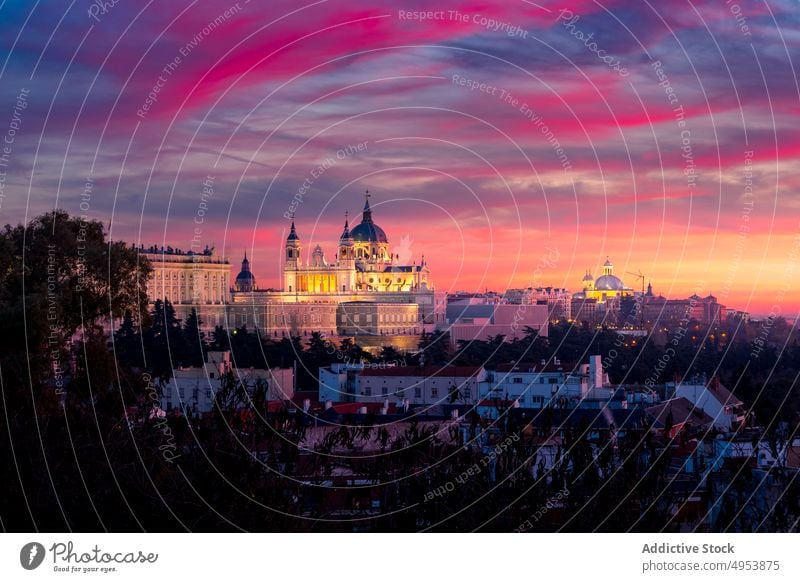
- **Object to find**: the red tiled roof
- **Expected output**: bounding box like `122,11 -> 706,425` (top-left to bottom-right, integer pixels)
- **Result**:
495,362 -> 570,373
495,362 -> 538,373
707,379 -> 742,407
477,399 -> 518,407
330,402 -> 398,414
645,397 -> 713,429
360,365 -> 482,378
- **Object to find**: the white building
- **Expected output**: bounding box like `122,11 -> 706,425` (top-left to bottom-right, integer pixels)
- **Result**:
667,377 -> 745,431
160,350 -> 294,415
141,246 -> 230,329
319,363 -> 486,405
483,361 -> 570,407
481,355 -> 613,408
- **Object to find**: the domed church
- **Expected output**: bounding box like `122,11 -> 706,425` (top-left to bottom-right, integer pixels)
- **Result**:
227,194 -> 445,339
234,251 -> 256,292
283,194 -> 431,294
573,258 -> 633,302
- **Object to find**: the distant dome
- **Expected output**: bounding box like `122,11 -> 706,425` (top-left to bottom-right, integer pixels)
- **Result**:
235,253 -> 256,292
594,274 -> 624,291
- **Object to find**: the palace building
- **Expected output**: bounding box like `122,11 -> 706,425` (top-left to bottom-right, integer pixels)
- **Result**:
141,245 -> 231,328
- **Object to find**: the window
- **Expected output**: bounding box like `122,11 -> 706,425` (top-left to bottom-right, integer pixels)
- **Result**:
431,387 -> 438,398
364,387 -> 372,396
549,378 -> 558,384
414,387 -> 422,398
513,377 -> 523,384
464,388 -> 471,400
381,387 -> 388,396
532,396 -> 544,406
539,378 -> 545,384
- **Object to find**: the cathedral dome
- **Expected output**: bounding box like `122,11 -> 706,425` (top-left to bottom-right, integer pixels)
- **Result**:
350,221 -> 388,243
593,274 -> 624,291
350,195 -> 388,243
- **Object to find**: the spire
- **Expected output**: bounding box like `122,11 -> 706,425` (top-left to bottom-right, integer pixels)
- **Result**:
340,211 -> 351,240
362,190 -> 373,223
241,251 -> 250,270
287,220 -> 300,242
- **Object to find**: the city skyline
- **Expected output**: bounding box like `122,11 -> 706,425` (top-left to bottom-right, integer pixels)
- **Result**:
1,1 -> 798,316
135,199 -> 780,321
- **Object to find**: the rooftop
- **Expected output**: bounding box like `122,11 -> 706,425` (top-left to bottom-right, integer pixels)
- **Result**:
360,365 -> 483,378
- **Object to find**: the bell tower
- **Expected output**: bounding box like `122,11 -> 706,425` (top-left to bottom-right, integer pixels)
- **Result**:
339,213 -> 354,264
337,213 -> 355,293
285,220 -> 301,267
284,220 -> 302,293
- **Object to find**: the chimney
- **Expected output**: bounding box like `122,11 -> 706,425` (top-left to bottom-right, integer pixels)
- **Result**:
589,355 -> 603,389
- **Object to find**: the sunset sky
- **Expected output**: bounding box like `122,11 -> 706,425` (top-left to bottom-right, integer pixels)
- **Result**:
1,0 -> 799,316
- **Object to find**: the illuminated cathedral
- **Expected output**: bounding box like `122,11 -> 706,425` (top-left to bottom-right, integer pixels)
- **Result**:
279,196 -> 431,296
228,195 -> 445,339
572,258 -> 633,302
